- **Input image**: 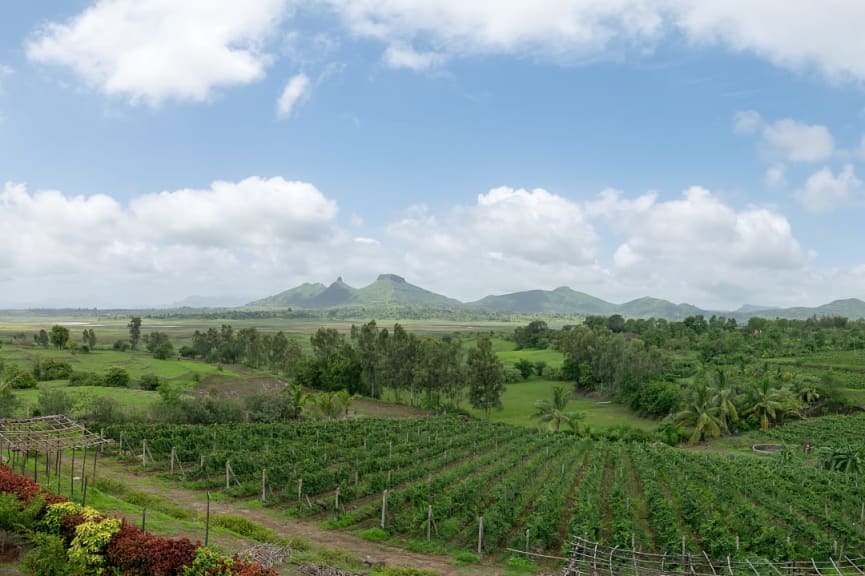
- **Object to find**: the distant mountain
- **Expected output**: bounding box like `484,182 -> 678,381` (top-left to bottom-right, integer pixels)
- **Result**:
356,274 -> 463,307
248,282 -> 327,308
618,297 -> 704,321
171,295 -> 251,308
467,287 -> 617,315
249,274 -> 460,309
737,298 -> 865,321
247,275 -> 865,321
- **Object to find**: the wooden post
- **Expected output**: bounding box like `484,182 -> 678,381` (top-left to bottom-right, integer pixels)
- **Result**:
71,447 -> 76,499
141,507 -> 146,532
334,487 -> 340,513
381,490 -> 388,529
226,461 -> 231,490
427,505 -> 432,542
525,528 -> 530,553
142,439 -> 147,466
82,476 -> 88,506
477,515 -> 484,556
205,492 -> 211,546
170,447 -> 176,476
261,469 -> 267,502
81,447 -> 87,485
298,478 -> 303,501
91,448 -> 97,484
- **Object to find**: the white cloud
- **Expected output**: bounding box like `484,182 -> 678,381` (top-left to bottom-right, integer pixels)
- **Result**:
673,0 -> 865,83
733,110 -> 762,134
383,45 -> 446,71
0,178 -> 345,306
796,164 -> 864,213
276,73 -> 311,119
859,135 -> 865,160
761,119 -> 834,163
26,0 -> 287,105
764,164 -> 786,188
322,1 -> 865,82
385,187 -> 600,298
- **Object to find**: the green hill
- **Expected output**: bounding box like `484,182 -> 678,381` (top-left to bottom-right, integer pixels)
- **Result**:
356,274 -> 463,307
468,286 -> 617,315
248,282 -> 326,307
618,297 -> 704,320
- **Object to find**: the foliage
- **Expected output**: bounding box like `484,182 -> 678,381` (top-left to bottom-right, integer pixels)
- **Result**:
49,325 -> 70,349
22,533 -> 68,576
144,331 -> 175,359
467,336 -> 506,417
37,389 -> 75,416
67,515 -> 122,574
128,316 -> 142,350
32,358 -> 73,381
532,386 -> 584,433
102,366 -> 131,388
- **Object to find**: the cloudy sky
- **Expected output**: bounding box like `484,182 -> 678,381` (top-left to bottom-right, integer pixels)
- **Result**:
2,1 -> 865,309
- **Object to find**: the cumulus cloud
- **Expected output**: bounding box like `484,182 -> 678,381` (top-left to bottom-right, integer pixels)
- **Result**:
26,0 -> 287,105
733,110 -> 762,134
276,73 -> 311,119
0,178 -> 346,306
796,164 -> 864,213
761,119 -> 834,162
383,45 -> 445,71
321,1 -> 865,82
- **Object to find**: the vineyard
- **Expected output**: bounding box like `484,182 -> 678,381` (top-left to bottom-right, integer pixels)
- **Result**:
105,416 -> 865,563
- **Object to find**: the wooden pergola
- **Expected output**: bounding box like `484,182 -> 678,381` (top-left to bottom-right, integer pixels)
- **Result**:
0,415 -> 112,500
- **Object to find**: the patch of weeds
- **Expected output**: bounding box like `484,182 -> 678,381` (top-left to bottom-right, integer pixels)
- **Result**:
406,539 -> 446,555
505,555 -> 536,573
372,567 -> 439,576
358,527 -> 389,542
210,514 -> 285,544
453,551 -> 479,565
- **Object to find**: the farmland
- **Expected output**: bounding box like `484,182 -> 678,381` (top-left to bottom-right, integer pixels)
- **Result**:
102,415 -> 865,562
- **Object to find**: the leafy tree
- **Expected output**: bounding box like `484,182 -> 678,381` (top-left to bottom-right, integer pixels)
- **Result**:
82,329 -> 96,349
351,321 -> 382,398
532,386 -> 584,432
48,325 -> 70,349
467,336 -> 506,418
514,359 -> 534,380
675,384 -> 722,444
34,329 -> 50,348
513,320 -> 550,349
534,360 -> 547,377
128,317 -> 142,350
144,331 -> 174,359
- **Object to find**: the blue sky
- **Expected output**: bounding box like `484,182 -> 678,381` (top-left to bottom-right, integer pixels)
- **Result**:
2,1 -> 865,309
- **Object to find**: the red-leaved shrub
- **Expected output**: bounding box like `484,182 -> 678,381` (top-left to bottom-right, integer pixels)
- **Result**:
105,521 -> 198,575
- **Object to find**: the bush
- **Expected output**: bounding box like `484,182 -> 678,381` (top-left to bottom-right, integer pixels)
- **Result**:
102,367 -> 130,388
138,373 -> 161,391
112,340 -> 130,352
211,515 -> 283,543
32,359 -> 73,381
68,371 -> 103,387
10,371 -> 38,389
37,389 -> 75,416
22,533 -> 68,576
453,551 -> 479,564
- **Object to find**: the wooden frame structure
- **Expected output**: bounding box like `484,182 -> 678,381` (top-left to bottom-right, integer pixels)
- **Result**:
559,537 -> 865,576
0,415 -> 112,500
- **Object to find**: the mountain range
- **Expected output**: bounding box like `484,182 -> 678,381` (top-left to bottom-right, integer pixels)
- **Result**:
247,274 -> 865,321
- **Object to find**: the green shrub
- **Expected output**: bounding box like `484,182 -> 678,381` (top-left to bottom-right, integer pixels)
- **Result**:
138,373 -> 161,391
102,367 -> 130,388
21,533 -> 69,576
68,371 -> 103,387
10,371 -> 38,389
211,514 -> 284,543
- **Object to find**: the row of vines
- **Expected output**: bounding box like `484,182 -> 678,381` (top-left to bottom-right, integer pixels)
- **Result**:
105,415 -> 865,561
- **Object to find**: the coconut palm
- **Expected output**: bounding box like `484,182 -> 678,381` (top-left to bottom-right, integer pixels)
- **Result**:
710,368 -> 738,434
744,378 -> 792,431
675,384 -> 722,444
283,382 -> 309,419
532,386 -> 584,433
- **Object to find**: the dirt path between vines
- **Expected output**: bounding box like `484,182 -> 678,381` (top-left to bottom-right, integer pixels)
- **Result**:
98,459 -> 506,576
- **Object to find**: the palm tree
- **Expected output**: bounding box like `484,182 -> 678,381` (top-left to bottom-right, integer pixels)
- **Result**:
675,384 -> 722,444
744,378 -> 791,431
284,383 -> 309,419
710,368 -> 738,434
532,386 -> 584,433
